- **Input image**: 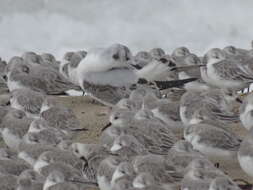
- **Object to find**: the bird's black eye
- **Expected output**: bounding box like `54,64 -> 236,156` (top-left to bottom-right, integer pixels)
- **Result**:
113,53 -> 119,60
75,149 -> 79,154
126,57 -> 130,61
114,116 -> 119,120
159,58 -> 167,63
2,75 -> 7,82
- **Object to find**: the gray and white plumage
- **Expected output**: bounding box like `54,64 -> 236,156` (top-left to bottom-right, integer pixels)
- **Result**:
9,88 -> 46,118
17,176 -> 43,190
172,47 -> 190,58
97,155 -> 123,190
0,147 -> 17,160
168,140 -> 205,171
71,143 -> 112,183
133,51 -> 153,68
184,123 -> 241,160
111,161 -> 135,186
0,158 -> 30,176
110,134 -> 149,158
6,62 -> 80,95
109,112 -> 176,154
239,93 -> 253,130
37,162 -> 81,180
40,98 -> 85,135
149,48 -> 165,59
132,154 -> 182,189
0,174 -> 18,190
202,48 -> 253,90
19,169 -> 45,183
181,168 -> 213,190
209,176 -> 241,190
180,90 -> 239,126
18,143 -> 57,167
77,43 -> 136,107
1,109 -> 32,150
22,129 -> 67,147
33,149 -> 82,172
178,53 -> 209,91
109,109 -> 178,155
237,128 -> 253,178
67,51 -> 87,85
43,170 -> 80,190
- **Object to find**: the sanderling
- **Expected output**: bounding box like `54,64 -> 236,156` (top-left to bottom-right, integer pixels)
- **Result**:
1,109 -> 32,150
6,62 -> 81,95
237,128 -> 253,178
202,48 -> 253,91
17,176 -> 43,190
33,149 -> 82,172
97,155 -> 123,190
239,93 -> 253,130
9,88 -> 46,118
184,123 -> 241,160
208,176 -> 241,190
111,161 -> 135,186
149,48 -> 165,59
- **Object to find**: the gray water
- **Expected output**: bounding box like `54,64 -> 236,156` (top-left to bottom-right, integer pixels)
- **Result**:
0,0 -> 252,60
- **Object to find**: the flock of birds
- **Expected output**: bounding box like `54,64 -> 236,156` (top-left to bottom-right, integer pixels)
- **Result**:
1,43 -> 253,190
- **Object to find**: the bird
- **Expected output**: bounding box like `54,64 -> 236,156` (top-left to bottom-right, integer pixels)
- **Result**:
5,61 -> 81,95
184,123 -> 241,160
9,88 -> 46,118
239,93 -> 253,130
201,48 -> 253,91
208,176 -> 241,190
237,128 -> 253,178
76,43 -> 197,107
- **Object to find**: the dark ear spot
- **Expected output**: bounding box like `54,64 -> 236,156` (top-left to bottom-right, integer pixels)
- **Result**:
113,53 -> 120,60
168,61 -> 176,67
22,65 -> 30,73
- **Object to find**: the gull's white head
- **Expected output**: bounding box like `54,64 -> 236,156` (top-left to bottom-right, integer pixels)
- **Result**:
79,43 -> 133,73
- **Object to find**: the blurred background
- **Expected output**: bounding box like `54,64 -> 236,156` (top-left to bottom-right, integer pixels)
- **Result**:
0,0 -> 252,60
